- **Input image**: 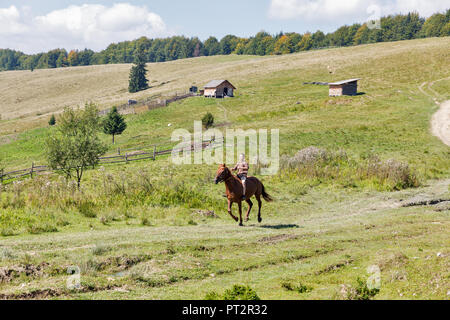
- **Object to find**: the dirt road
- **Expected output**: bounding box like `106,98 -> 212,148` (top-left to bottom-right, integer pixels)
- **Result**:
432,100 -> 450,147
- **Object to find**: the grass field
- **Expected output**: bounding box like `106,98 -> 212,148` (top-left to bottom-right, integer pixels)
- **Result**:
0,37 -> 449,300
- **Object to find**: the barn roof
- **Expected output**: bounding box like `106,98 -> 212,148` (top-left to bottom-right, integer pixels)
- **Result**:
204,80 -> 236,89
328,78 -> 361,86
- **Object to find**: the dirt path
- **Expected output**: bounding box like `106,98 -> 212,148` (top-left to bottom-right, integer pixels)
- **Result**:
419,78 -> 450,147
432,100 -> 450,146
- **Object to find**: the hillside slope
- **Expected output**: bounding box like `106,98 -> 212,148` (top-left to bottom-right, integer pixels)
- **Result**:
0,37 -> 449,132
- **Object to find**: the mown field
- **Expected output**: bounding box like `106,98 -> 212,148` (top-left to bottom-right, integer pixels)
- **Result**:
0,37 -> 449,300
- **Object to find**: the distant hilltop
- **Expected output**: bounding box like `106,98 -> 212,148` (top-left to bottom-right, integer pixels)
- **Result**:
0,10 -> 449,72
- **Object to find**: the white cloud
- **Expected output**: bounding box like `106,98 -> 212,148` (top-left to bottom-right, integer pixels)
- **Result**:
0,5 -> 28,35
268,0 -> 450,23
0,3 -> 169,53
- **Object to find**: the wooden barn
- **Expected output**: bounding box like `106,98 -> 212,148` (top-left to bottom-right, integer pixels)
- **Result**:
328,79 -> 360,96
204,80 -> 236,98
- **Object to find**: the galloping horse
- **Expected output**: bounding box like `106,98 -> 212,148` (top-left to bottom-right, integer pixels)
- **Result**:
214,164 -> 273,226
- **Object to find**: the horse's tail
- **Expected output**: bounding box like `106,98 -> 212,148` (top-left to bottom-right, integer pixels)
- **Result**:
261,183 -> 273,202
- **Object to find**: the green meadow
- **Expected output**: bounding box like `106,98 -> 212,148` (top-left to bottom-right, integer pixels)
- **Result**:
0,37 -> 449,299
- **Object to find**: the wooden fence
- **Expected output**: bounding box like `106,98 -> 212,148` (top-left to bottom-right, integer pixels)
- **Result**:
0,138 -> 224,184
98,91 -> 197,116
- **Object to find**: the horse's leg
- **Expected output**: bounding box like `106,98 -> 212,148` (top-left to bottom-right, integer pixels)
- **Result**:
244,199 -> 253,222
256,195 -> 262,223
238,201 -> 243,226
227,199 -> 238,222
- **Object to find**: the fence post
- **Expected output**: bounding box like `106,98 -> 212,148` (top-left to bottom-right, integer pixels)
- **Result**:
30,162 -> 34,179
153,145 -> 156,160
125,153 -> 128,163
118,147 -> 121,155
0,168 -> 3,184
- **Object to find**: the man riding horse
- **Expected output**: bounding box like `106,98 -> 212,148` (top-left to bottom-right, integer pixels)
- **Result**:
232,154 -> 249,200
215,156 -> 272,226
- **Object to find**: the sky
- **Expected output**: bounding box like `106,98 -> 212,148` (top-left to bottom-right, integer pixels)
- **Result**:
1,0 -> 449,54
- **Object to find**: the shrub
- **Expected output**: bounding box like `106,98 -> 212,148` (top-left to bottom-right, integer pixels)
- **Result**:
205,284 -> 260,300
202,112 -> 214,129
344,278 -> 380,300
204,291 -> 221,300
280,146 -> 419,191
364,156 -> 419,190
281,281 -> 313,293
280,147 -> 348,177
48,114 -> 56,126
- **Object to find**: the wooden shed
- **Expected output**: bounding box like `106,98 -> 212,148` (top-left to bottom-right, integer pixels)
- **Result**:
204,80 -> 236,98
328,79 -> 360,96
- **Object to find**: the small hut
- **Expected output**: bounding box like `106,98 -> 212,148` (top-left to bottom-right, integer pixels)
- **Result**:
204,80 -> 236,98
328,79 -> 360,96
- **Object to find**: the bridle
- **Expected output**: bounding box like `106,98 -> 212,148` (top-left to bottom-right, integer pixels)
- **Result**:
216,167 -> 232,183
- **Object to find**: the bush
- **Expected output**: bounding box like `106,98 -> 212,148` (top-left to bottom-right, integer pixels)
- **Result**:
205,284 -> 260,300
281,281 -> 313,293
202,112 -> 214,129
48,114 -> 56,126
280,146 -> 419,191
364,156 -> 419,190
343,278 -> 380,300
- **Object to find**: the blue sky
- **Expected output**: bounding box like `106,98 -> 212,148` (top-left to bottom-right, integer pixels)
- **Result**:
1,0 -> 448,53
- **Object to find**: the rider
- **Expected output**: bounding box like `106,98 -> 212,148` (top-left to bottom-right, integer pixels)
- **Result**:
232,154 -> 249,200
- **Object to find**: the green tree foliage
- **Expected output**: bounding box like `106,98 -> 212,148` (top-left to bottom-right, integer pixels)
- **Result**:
203,36 -> 221,56
102,106 -> 127,143
128,45 -> 149,93
45,103 -> 107,189
48,114 -> 56,126
298,33 -> 313,51
1,11 -> 448,72
273,34 -> 294,55
421,12 -> 448,37
202,112 -> 214,129
220,35 -> 239,55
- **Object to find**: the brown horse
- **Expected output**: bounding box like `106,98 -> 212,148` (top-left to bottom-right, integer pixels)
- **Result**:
214,164 -> 273,226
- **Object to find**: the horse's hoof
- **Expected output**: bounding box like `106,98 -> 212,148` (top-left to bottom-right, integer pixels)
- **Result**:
258,217 -> 262,223
239,223 -> 244,227
244,218 -> 249,222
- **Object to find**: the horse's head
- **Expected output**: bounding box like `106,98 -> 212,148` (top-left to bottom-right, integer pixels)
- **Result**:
214,164 -> 231,184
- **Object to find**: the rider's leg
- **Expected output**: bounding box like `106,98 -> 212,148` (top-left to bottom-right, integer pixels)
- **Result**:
241,177 -> 246,200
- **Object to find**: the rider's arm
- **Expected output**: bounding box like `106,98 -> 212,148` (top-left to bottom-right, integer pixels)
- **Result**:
232,163 -> 238,171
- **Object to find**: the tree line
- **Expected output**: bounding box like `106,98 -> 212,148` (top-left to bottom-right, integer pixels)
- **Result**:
1,10 -> 449,71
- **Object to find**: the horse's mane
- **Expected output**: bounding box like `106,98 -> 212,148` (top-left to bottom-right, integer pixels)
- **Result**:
222,165 -> 242,183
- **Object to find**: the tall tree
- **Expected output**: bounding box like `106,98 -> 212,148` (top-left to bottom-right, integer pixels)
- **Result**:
204,37 -> 221,56
128,45 -> 149,93
46,103 -> 107,189
103,107 -> 127,144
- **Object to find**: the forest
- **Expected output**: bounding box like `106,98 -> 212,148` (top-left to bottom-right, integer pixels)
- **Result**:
1,10 -> 449,71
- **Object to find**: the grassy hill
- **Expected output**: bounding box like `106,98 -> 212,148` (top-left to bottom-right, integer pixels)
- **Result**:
0,37 -> 449,300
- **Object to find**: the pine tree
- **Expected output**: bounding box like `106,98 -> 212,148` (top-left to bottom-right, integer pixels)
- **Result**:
49,114 -> 56,126
128,45 -> 149,93
103,107 -> 127,144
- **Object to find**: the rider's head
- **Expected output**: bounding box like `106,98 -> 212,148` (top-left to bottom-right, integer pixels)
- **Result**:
239,154 -> 245,162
